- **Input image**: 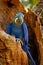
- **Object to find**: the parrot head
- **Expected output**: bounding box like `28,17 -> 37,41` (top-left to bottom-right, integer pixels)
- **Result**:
13,13 -> 24,25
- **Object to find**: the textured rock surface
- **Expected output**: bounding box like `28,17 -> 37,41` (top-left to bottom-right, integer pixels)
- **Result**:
25,9 -> 43,65
0,0 -> 43,65
0,30 -> 28,65
0,0 -> 26,30
32,2 -> 43,64
32,1 -> 43,39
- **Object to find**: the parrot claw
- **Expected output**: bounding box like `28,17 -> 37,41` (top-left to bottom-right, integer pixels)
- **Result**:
16,38 -> 23,45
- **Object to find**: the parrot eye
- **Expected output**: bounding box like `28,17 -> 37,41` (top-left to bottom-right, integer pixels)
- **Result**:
13,17 -> 23,25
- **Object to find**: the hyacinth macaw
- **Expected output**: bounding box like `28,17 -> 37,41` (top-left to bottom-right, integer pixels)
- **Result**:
6,13 -> 28,45
6,13 -> 36,65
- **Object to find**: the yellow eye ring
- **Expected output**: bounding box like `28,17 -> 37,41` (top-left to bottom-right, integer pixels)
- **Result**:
15,18 -> 19,23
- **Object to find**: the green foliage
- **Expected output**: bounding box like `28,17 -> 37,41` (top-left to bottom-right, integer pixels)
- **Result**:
20,0 -> 39,9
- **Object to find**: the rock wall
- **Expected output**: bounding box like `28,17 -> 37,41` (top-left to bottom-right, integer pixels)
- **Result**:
32,1 -> 43,39
0,0 -> 43,65
25,9 -> 43,65
0,30 -> 28,65
0,0 -> 26,30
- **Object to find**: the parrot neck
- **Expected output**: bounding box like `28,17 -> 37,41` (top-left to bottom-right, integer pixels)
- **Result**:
13,22 -> 23,27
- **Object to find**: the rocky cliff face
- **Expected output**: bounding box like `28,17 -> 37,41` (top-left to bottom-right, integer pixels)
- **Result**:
0,30 -> 28,65
32,1 -> 43,39
26,9 -> 43,65
0,0 -> 26,30
0,0 -> 43,65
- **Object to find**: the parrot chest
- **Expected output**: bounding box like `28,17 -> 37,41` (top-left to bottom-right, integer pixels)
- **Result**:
11,24 -> 24,39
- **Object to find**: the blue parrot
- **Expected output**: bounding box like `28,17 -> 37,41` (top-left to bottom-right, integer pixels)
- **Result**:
6,13 -> 36,65
6,13 -> 28,45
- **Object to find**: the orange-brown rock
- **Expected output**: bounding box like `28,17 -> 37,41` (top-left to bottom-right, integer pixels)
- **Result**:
0,0 -> 43,65
25,9 -> 43,65
0,0 -> 26,30
0,30 -> 28,65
